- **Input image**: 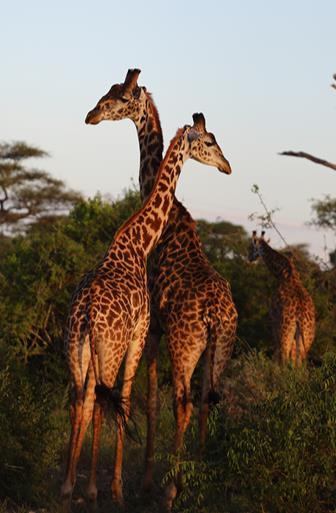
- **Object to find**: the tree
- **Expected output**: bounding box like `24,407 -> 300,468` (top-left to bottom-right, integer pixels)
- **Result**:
0,141 -> 81,232
311,195 -> 336,232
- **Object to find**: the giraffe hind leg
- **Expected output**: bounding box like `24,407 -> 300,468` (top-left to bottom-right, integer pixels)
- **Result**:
61,336 -> 92,508
112,331 -> 148,505
142,326 -> 161,493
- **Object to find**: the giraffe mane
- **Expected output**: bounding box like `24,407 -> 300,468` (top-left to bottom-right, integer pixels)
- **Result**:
143,89 -> 162,134
114,126 -> 186,241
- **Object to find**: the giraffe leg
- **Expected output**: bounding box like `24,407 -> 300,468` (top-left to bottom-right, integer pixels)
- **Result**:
279,320 -> 296,365
164,372 -> 193,512
87,397 -> 104,504
142,322 -> 161,493
199,322 -> 235,452
164,336 -> 205,512
60,390 -> 84,510
112,331 -> 148,505
61,346 -> 92,508
83,363 -> 102,504
199,346 -> 211,452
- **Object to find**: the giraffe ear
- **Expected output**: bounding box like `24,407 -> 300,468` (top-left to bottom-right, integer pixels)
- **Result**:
187,128 -> 200,143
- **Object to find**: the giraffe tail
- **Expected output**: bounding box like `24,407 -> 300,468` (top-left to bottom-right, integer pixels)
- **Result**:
95,384 -> 141,443
87,316 -> 141,442
295,321 -> 306,365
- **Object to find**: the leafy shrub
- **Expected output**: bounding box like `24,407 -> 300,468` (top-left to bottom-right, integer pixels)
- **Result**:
0,362 -> 67,505
170,352 -> 336,513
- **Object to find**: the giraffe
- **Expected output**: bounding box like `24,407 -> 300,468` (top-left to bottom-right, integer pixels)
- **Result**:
60,104 -> 232,510
248,230 -> 316,365
85,69 -> 238,511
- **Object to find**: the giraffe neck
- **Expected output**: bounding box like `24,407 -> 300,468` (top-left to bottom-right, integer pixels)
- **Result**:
259,240 -> 294,280
135,92 -> 164,201
114,128 -> 188,257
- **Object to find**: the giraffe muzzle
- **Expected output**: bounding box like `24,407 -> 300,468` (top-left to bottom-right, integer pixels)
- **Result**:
218,157 -> 232,175
85,107 -> 102,125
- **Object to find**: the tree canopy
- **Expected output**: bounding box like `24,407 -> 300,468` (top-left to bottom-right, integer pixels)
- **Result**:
0,141 -> 82,232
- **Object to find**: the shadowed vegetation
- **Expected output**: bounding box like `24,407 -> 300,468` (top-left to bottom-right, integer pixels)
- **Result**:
0,187 -> 335,512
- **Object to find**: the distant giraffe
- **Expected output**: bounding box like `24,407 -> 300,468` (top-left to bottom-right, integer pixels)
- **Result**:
248,230 -> 315,365
60,107 -> 232,510
85,69 -> 237,510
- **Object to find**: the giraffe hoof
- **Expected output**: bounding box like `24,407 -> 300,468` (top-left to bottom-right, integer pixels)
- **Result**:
60,484 -> 73,513
164,483 -> 177,512
86,485 -> 98,507
60,496 -> 72,513
111,478 -> 124,506
141,473 -> 153,495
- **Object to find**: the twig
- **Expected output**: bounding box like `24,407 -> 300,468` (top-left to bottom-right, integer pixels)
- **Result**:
251,185 -> 288,246
279,151 -> 336,171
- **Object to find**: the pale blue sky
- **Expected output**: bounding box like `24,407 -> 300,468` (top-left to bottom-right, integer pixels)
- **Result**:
2,0 -> 335,260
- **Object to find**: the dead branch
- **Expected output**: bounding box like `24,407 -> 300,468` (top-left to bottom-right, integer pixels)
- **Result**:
279,151 -> 336,171
331,73 -> 336,90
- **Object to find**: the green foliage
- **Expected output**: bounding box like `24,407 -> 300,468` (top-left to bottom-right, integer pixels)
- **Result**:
172,352 -> 336,513
64,188 -> 141,251
310,195 -> 336,265
311,195 -> 336,231
0,187 -> 335,512
0,225 -> 86,362
0,362 -> 67,505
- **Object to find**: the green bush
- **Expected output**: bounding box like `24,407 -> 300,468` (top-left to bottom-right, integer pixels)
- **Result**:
171,352 -> 336,513
0,362 -> 67,505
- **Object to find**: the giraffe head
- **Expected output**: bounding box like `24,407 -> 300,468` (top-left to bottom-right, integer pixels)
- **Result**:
248,231 -> 297,279
248,230 -> 267,263
85,68 -> 146,124
184,113 -> 232,174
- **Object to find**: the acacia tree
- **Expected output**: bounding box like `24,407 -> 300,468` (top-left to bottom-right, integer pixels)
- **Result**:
0,141 -> 81,232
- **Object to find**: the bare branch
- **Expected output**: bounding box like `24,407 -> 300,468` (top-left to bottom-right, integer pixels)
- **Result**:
279,151 -> 336,171
331,73 -> 336,90
250,184 -> 288,246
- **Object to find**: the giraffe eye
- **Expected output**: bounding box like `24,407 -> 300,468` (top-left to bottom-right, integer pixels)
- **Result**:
120,97 -> 129,103
205,141 -> 214,147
